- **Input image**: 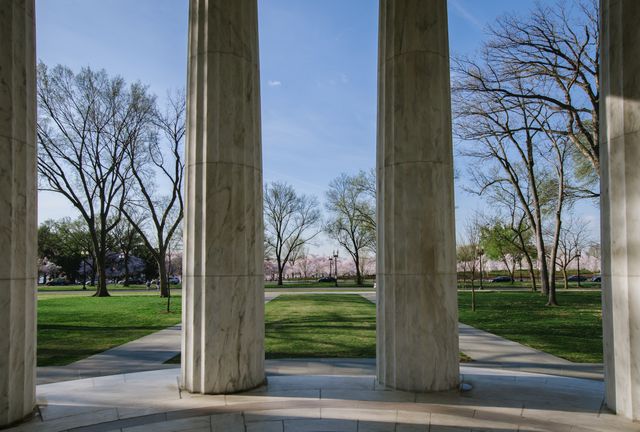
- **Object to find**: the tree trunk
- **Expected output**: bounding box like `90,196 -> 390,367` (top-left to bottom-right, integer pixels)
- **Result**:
521,250 -> 537,292
546,187 -> 564,306
562,268 -> 569,290
94,253 -> 110,297
354,252 -> 362,285
471,264 -> 476,289
534,226 -> 550,297
93,226 -> 110,297
158,254 -> 170,297
277,259 -> 284,286
123,250 -> 130,286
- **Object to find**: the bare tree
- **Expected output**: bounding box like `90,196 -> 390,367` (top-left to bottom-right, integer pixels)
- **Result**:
462,214 -> 482,290
481,0 -> 599,196
122,90 -> 185,297
264,182 -> 321,286
453,60 -> 578,305
352,169 -> 376,233
37,64 -> 155,296
325,173 -> 376,286
110,217 -> 144,286
556,214 -> 591,289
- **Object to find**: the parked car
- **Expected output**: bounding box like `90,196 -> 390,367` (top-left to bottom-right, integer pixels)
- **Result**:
118,277 -> 145,285
45,277 -> 69,286
567,275 -> 588,282
168,276 -> 181,284
318,277 -> 337,283
490,276 -> 513,283
591,275 -> 601,282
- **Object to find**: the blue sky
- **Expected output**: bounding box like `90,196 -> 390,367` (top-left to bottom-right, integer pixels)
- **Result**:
36,0 -> 600,253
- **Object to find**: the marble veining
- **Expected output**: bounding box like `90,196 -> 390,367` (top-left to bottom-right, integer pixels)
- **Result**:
182,0 -> 265,395
376,0 -> 459,392
0,0 -> 37,427
599,0 -> 640,421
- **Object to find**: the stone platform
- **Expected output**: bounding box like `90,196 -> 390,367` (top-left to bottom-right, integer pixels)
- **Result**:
7,362 -> 640,432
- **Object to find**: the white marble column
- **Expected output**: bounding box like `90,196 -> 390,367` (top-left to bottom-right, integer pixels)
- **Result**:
0,0 -> 37,427
600,0 -> 640,421
376,0 -> 459,392
181,0 -> 265,394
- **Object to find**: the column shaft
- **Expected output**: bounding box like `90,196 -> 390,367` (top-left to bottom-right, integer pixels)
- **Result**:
0,0 -> 37,427
376,0 -> 459,392
182,0 -> 265,394
600,0 -> 640,421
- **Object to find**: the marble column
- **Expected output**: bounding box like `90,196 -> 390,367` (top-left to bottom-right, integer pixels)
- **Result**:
181,0 -> 265,394
600,0 -> 640,421
0,0 -> 37,427
376,0 -> 459,392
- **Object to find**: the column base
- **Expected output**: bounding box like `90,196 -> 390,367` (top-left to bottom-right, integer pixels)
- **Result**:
179,377 -> 268,396
0,407 -> 38,431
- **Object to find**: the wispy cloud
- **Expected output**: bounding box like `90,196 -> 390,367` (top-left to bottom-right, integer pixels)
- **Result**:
267,80 -> 282,87
449,0 -> 483,30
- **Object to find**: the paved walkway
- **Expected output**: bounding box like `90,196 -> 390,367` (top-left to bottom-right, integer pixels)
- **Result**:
37,291 -> 603,385
37,325 -> 182,384
360,292 -> 603,380
17,364 -> 640,432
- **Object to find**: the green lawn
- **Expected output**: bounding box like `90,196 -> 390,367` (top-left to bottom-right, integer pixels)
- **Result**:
458,290 -> 603,363
265,294 -> 376,358
37,291 -> 602,368
168,294 -> 470,363
38,294 -> 181,366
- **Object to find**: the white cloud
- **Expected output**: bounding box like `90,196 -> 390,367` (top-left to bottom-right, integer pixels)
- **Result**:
267,80 -> 282,87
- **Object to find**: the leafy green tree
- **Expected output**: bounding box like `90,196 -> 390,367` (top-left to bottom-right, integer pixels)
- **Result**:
479,221 -> 522,281
38,218 -> 94,283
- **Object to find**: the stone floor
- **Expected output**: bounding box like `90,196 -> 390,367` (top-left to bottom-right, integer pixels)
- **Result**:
10,361 -> 640,432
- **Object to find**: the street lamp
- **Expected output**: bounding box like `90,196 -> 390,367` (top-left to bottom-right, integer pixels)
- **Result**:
328,257 -> 333,278
518,256 -> 523,282
576,249 -> 582,288
333,250 -> 339,287
82,250 -> 88,290
477,247 -> 485,291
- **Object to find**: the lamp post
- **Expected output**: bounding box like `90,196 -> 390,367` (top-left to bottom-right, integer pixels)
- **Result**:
333,250 -> 339,287
328,257 -> 333,278
82,250 -> 88,290
477,247 -> 485,291
518,256 -> 523,282
576,249 -> 582,288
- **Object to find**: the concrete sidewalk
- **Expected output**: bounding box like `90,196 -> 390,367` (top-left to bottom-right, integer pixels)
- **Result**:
37,325 -> 182,384
38,294 -> 283,384
361,292 -> 603,380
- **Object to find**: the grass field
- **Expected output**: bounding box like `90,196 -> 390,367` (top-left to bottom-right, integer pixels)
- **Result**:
457,280 -> 601,290
458,290 -> 603,363
265,294 -> 376,358
37,291 -> 602,367
38,294 -> 181,366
